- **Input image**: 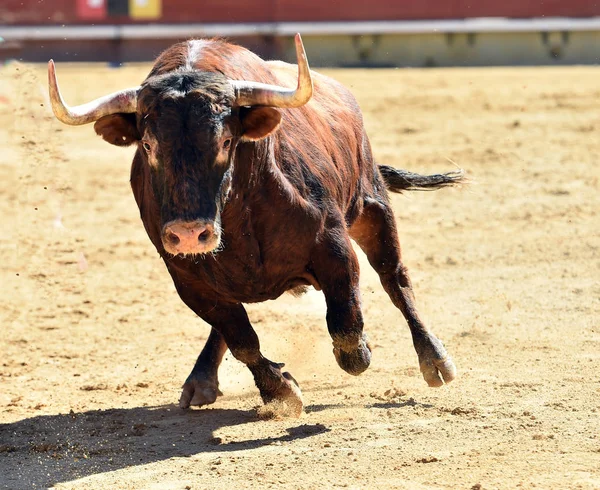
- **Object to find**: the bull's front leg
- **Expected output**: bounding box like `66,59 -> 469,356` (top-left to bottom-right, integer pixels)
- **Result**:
172,278 -> 303,415
179,327 -> 227,408
199,302 -> 303,416
169,276 -> 229,408
310,224 -> 372,376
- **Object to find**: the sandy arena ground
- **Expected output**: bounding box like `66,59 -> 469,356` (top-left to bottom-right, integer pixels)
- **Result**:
0,61 -> 599,489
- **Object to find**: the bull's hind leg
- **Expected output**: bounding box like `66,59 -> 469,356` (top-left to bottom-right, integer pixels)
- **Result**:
350,198 -> 456,386
310,219 -> 372,376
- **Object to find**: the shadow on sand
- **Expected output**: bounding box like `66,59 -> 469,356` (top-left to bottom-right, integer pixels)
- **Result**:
0,404 -> 329,489
306,398 -> 434,413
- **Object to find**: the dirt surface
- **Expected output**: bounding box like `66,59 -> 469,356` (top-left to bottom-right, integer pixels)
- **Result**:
1,62 -> 599,489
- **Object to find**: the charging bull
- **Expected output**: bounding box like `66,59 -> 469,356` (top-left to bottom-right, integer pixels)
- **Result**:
48,35 -> 464,416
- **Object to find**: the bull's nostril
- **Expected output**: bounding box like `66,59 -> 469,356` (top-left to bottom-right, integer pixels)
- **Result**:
198,229 -> 211,243
166,232 -> 180,246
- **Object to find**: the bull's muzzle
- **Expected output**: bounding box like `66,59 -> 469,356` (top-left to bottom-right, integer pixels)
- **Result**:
162,219 -> 220,255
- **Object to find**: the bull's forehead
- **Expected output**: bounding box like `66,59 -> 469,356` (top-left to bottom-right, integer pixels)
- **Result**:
139,70 -> 234,110
138,76 -> 234,143
150,98 -> 227,136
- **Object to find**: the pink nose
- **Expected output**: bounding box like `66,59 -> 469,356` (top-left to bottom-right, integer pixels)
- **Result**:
162,220 -> 216,255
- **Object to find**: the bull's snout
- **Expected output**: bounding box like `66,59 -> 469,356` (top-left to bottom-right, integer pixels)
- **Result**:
162,220 -> 220,255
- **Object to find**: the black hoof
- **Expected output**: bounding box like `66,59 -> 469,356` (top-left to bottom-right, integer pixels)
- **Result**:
257,370 -> 304,419
179,374 -> 222,409
333,333 -> 372,376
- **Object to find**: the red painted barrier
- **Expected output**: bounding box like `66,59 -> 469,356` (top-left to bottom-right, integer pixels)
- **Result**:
76,0 -> 106,20
1,0 -> 599,26
275,0 -> 600,22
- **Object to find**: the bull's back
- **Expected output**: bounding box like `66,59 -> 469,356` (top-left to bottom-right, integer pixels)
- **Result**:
266,61 -> 370,212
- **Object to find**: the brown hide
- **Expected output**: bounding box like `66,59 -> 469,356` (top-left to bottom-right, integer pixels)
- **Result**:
129,40 -> 378,305
72,38 -> 461,410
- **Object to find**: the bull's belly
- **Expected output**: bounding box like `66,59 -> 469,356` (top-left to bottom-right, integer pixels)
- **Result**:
172,255 -> 320,304
207,273 -> 317,303
232,275 -> 316,303
165,217 -> 322,304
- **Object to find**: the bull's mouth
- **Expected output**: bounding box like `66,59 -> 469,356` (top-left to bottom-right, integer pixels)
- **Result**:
161,219 -> 221,256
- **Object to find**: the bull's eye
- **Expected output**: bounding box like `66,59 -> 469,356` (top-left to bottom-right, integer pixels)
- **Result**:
142,142 -> 151,152
222,139 -> 231,150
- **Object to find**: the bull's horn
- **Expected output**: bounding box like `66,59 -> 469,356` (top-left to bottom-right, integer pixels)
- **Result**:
231,33 -> 313,108
48,60 -> 139,125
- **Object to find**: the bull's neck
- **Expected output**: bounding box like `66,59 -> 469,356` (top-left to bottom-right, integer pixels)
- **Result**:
230,138 -> 277,195
228,135 -> 308,218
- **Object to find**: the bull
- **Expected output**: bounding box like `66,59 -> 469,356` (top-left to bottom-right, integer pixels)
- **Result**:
48,35 -> 464,416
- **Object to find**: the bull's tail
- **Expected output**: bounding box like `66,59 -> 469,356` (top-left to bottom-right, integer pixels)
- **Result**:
379,164 -> 466,193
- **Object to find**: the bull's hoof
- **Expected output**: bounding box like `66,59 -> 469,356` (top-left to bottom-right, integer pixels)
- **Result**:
333,333 -> 372,376
258,371 -> 304,419
417,335 -> 457,387
179,375 -> 223,409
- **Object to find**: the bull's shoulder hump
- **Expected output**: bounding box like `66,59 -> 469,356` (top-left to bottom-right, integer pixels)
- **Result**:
266,60 -> 358,108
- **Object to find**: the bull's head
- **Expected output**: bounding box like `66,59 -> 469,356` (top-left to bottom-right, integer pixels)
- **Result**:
48,34 -> 312,256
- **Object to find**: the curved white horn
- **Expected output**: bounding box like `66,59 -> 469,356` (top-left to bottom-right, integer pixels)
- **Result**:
48,60 -> 140,125
230,33 -> 313,108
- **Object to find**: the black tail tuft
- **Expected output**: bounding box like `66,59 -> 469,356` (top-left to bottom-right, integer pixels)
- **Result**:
379,165 -> 466,193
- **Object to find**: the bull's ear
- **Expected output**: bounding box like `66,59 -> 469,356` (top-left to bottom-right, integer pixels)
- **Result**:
240,107 -> 281,141
94,113 -> 140,147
